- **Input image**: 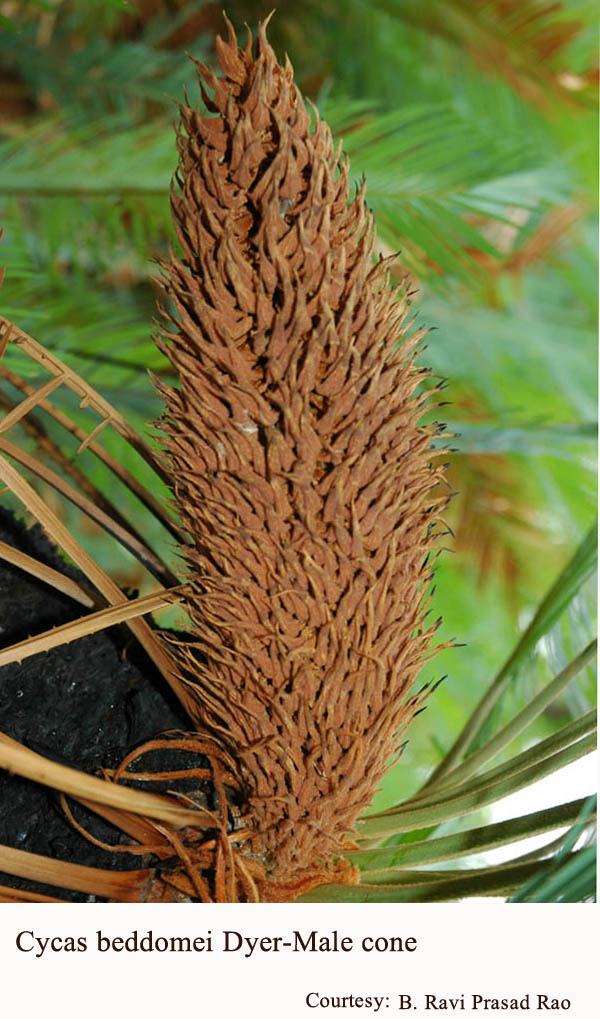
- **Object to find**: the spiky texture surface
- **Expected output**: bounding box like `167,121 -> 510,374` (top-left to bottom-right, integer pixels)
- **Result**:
156,17 -> 447,891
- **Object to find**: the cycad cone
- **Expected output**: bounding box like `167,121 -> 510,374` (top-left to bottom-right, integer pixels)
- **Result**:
157,16 -> 447,900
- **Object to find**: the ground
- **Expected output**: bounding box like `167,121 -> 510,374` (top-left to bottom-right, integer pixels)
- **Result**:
0,507 -> 204,901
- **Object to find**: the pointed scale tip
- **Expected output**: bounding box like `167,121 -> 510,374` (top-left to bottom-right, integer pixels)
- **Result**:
221,10 -> 238,48
256,9 -> 277,52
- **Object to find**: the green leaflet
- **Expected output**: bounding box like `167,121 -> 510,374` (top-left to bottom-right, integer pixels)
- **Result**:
423,641 -> 596,795
511,844 -> 596,903
301,856 -> 589,903
351,798 -> 595,871
426,526 -> 597,784
358,729 -> 595,838
509,796 -> 597,902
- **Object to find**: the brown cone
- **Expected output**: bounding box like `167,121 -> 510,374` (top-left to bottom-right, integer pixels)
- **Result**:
156,15 -> 448,892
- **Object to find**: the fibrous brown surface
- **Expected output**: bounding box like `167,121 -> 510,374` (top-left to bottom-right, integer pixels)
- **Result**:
157,16 -> 447,895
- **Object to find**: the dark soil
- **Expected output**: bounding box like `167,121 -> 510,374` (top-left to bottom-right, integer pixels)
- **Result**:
0,506 -> 204,902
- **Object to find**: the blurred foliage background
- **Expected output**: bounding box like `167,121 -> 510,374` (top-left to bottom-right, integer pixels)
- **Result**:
0,0 -> 596,809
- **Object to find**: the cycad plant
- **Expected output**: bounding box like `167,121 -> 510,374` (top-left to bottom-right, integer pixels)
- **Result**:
0,5 -> 596,903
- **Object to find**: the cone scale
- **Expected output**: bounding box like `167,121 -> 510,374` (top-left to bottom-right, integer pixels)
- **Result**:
156,16 -> 447,896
